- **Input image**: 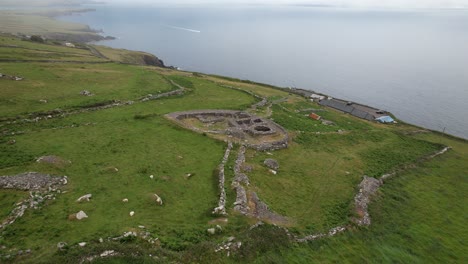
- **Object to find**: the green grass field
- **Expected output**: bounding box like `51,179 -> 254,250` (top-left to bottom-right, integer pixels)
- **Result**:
0,35 -> 466,263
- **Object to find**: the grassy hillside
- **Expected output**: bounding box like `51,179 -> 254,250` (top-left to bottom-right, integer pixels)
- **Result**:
0,36 -> 466,263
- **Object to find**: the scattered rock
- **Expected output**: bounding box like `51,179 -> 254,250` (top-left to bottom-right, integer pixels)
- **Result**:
78,242 -> 86,247
80,90 -> 93,96
57,242 -> 68,251
76,194 -> 92,203
39,99 -> 48,103
149,175 -> 154,179
269,169 -> 277,175
207,228 -> 216,235
122,198 -> 128,202
100,250 -> 116,257
185,173 -> 195,179
99,238 -> 104,243
153,194 -> 163,206
75,210 -> 88,220
129,211 -> 135,217
264,159 -> 279,170
7,139 -> 16,145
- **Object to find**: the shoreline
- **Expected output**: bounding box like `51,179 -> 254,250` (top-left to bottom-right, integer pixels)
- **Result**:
9,3 -> 467,140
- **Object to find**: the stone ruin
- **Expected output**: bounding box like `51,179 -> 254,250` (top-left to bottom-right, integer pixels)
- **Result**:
0,172 -> 68,230
165,110 -> 288,151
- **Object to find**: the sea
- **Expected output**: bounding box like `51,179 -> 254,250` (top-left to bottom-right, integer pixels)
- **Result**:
59,4 -> 468,139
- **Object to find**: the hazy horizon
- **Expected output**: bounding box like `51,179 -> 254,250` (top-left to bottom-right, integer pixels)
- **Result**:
101,0 -> 468,9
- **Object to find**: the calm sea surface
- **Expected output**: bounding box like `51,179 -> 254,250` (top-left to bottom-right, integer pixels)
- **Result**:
60,5 -> 468,139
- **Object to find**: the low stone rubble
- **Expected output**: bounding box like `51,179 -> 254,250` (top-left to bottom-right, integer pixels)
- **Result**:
213,142 -> 233,216
232,146 -> 249,215
0,172 -> 68,230
263,158 -> 279,170
353,146 -> 452,226
141,80 -> 185,101
353,176 -> 381,226
0,172 -> 67,191
214,236 -> 242,256
295,226 -> 347,242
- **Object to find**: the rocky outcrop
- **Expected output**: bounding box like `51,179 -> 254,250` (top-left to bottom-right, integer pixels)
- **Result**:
142,54 -> 165,67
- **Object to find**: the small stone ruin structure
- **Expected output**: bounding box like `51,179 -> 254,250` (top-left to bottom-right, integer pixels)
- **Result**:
165,110 -> 288,151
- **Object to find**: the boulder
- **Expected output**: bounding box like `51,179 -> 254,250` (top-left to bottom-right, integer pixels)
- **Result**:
264,159 -> 279,170
75,210 -> 88,220
154,194 -> 163,206
76,194 -> 92,202
80,90 -> 93,96
57,242 -> 68,251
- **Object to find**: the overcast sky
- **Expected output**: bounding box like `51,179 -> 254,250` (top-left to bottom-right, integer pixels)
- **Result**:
103,0 -> 468,9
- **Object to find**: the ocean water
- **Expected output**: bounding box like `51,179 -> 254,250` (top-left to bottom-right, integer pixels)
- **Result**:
60,5 -> 468,139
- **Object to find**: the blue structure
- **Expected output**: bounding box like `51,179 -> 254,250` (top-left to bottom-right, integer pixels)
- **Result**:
375,116 -> 395,123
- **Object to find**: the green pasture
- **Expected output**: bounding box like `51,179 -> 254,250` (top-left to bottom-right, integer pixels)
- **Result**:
0,36 -> 466,263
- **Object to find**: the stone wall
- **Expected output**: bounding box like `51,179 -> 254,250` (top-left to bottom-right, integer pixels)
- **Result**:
212,142 -> 233,216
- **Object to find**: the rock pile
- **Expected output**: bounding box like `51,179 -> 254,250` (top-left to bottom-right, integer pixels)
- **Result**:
263,158 -> 279,170
214,236 -> 242,256
0,172 -> 67,191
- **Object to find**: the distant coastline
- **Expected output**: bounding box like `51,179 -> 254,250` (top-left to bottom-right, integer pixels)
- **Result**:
44,4 -> 468,139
